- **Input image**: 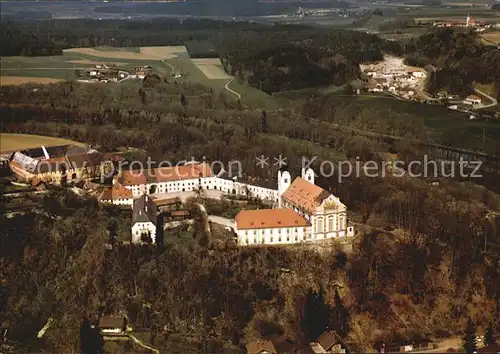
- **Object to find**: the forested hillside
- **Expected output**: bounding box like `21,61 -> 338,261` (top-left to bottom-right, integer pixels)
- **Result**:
0,19 -> 402,92
1,77 -> 499,351
0,18 -> 261,57
405,28 -> 500,99
214,29 -> 403,93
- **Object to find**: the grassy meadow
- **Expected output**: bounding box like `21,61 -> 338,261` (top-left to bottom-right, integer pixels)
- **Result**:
0,133 -> 85,153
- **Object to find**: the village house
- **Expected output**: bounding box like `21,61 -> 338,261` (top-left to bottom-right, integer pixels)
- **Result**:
464,94 -> 482,105
246,339 -> 277,354
100,182 -> 133,206
366,79 -> 383,93
131,194 -> 158,244
98,316 -> 127,335
311,331 -> 344,353
169,210 -> 191,221
410,71 -> 425,78
374,77 -> 390,88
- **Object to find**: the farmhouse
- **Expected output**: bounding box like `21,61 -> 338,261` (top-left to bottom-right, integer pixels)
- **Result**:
464,95 -> 482,105
98,316 -> 126,335
100,182 -> 133,206
410,71 -> 425,78
310,331 -> 344,353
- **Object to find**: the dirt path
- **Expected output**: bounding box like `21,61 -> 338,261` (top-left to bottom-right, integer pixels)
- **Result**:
474,87 -> 498,109
1,67 -> 87,70
225,77 -> 241,100
162,59 -> 176,75
128,334 -> 160,354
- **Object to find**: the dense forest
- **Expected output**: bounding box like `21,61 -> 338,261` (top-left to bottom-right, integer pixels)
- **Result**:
214,29 -> 403,93
405,29 -> 500,99
0,19 -> 402,92
1,79 -> 499,353
0,18 -> 262,57
92,0 -> 355,17
3,19 -> 497,96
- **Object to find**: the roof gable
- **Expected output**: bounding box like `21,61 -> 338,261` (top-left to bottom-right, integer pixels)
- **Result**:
154,162 -> 212,183
120,170 -> 147,186
132,194 -> 157,225
282,177 -> 330,213
317,330 -> 341,351
99,316 -> 125,329
235,209 -> 310,230
101,183 -> 133,201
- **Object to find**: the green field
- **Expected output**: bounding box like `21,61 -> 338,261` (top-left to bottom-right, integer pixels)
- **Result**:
323,95 -> 500,154
0,46 -> 277,108
0,133 -> 86,153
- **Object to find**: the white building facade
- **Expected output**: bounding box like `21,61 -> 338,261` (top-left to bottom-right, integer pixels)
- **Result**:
131,195 -> 158,244
235,209 -> 310,246
115,163 -> 353,246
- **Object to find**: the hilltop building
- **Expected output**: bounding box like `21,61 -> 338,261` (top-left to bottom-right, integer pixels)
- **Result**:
112,162 -> 354,246
115,162 -> 278,205
234,168 -> 354,246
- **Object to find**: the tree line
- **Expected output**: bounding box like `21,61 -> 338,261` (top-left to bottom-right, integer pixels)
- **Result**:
405,28 -> 500,99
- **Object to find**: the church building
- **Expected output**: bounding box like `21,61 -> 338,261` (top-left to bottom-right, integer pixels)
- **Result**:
234,168 -> 354,245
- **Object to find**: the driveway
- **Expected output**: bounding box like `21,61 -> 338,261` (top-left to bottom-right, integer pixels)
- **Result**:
208,215 -> 235,229
474,87 -> 498,109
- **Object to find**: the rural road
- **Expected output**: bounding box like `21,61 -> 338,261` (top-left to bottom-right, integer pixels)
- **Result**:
208,215 -> 235,229
474,88 -> 498,109
162,59 -> 176,75
225,77 -> 241,100
413,337 -> 462,353
128,334 -> 160,354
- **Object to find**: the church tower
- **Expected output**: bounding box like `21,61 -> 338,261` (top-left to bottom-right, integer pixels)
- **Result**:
278,170 -> 291,208
301,168 -> 315,185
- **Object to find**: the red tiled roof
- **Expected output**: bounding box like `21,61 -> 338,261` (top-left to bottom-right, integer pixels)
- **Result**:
101,183 -> 132,201
99,316 -> 124,329
119,170 -> 147,186
466,95 -> 481,101
170,210 -> 190,217
235,209 -> 310,230
154,162 -> 212,183
282,177 -> 330,214
317,331 -> 341,352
